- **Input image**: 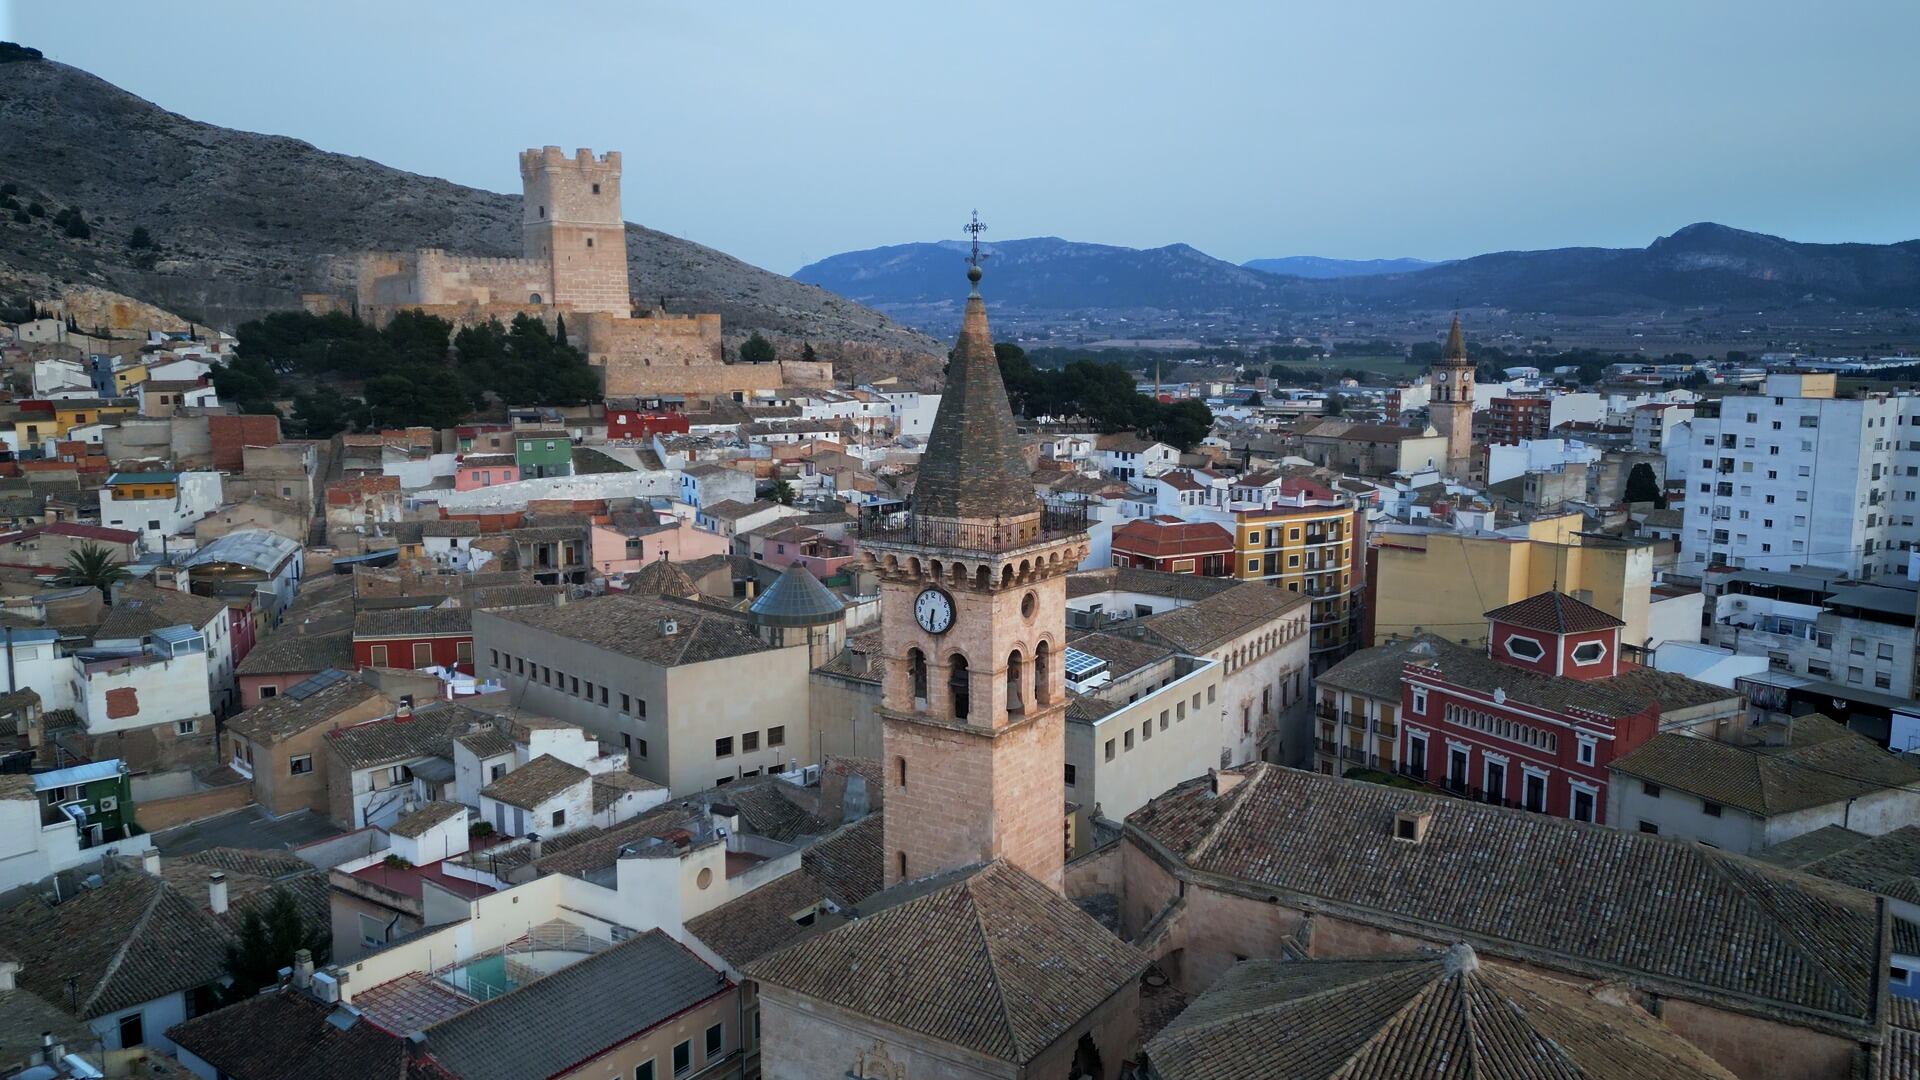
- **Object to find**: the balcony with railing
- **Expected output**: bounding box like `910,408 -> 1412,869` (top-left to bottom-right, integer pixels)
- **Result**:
857,501 -> 1089,554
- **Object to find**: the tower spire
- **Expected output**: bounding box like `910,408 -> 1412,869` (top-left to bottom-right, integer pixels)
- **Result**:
1443,314 -> 1467,360
910,217 -> 1037,523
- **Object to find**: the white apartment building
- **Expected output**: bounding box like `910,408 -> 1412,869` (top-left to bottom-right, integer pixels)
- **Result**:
1674,374 -> 1920,579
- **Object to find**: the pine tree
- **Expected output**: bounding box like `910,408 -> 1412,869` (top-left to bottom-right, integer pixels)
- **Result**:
222,887 -> 331,1002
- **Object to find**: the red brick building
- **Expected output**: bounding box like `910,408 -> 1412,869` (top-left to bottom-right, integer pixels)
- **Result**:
351,608 -> 474,674
1396,591 -> 1740,824
1486,395 -> 1550,446
1109,516 -> 1234,576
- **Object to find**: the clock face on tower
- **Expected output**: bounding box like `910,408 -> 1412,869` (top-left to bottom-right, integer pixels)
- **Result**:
914,587 -> 955,634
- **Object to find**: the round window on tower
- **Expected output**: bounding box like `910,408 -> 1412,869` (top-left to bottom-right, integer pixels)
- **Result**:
1021,591 -> 1038,619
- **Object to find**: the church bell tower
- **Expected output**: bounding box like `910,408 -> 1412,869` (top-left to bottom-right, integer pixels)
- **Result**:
1430,314 -> 1476,477
862,245 -> 1087,893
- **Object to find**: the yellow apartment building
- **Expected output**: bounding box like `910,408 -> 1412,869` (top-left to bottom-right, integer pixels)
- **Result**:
1371,513 -> 1655,650
1233,504 -> 1359,668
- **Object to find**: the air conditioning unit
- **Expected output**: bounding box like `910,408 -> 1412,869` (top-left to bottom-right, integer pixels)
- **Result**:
1727,598 -> 1747,611
311,971 -> 340,1003
96,796 -> 117,812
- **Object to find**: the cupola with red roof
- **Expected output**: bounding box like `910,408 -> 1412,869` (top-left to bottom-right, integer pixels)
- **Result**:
1482,590 -> 1623,680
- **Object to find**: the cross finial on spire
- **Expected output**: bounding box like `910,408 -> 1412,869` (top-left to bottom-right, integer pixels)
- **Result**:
965,210 -> 988,284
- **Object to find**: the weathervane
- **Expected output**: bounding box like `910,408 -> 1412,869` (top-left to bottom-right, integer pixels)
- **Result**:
965,210 -> 988,274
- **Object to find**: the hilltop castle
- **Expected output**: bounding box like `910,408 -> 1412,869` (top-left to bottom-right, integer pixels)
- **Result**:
328,146 -> 831,398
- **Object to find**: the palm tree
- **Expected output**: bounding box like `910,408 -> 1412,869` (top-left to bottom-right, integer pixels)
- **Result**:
58,542 -> 130,599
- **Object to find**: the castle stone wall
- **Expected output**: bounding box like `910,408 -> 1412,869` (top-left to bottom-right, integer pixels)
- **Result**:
520,147 -> 630,315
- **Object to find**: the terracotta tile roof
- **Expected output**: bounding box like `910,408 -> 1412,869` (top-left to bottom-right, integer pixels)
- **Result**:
1484,590 -> 1625,633
1110,518 -> 1235,559
720,780 -> 829,844
749,861 -> 1147,1063
1148,948 -> 1736,1079
590,769 -> 664,812
1067,631 -> 1175,680
802,812 -> 884,907
1067,567 -> 1240,603
454,726 -> 515,760
1885,999 -> 1920,1079
235,620 -> 353,676
349,971 -> 477,1034
390,800 -> 468,839
94,581 -> 226,638
1613,718 -> 1920,821
479,754 -> 588,810
1758,824 -> 1920,906
1404,634 -> 1736,719
0,868 -> 231,1019
353,607 -> 473,639
167,988 -> 409,1080
162,849 -> 330,936
481,593 -> 772,668
1133,581 -> 1309,653
532,804 -> 715,878
626,557 -> 699,598
685,869 -> 832,969
1128,765 -> 1883,1029
325,702 -> 480,770
420,930 -> 730,1080
1315,637 -> 1434,701
225,676 -> 385,745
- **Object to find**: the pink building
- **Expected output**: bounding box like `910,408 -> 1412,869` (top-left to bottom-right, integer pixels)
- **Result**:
755,525 -> 855,580
453,453 -> 520,492
589,515 -> 730,577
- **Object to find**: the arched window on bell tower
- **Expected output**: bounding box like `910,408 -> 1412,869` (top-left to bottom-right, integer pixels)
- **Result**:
948,654 -> 971,722
1033,641 -> 1053,704
1006,650 -> 1025,716
908,648 -> 929,706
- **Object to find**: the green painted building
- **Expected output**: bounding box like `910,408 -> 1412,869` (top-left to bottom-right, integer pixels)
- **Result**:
513,430 -> 574,480
34,759 -> 138,845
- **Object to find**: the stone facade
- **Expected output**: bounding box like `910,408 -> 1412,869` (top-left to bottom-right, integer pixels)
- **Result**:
869,535 -> 1087,893
341,146 -> 831,399
520,147 -> 630,315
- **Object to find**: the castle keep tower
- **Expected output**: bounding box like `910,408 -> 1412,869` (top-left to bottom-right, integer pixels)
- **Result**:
519,146 -> 632,315
862,261 -> 1087,893
1430,314 -> 1476,477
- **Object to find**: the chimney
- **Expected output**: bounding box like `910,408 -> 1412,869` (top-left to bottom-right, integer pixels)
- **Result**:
292,948 -> 314,989
1208,769 -> 1246,797
527,833 -> 543,861
38,1032 -> 63,1066
394,699 -> 413,722
1393,808 -> 1435,845
141,847 -> 161,875
848,650 -> 869,676
207,870 -> 228,914
0,960 -> 16,992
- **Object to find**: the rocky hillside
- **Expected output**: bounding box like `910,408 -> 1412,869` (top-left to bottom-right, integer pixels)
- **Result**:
0,53 -> 945,385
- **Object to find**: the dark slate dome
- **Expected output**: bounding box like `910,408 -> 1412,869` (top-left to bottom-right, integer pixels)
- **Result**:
750,563 -> 845,628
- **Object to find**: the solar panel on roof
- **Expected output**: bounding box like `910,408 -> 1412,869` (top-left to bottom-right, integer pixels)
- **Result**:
286,668 -> 350,701
1062,649 -> 1107,678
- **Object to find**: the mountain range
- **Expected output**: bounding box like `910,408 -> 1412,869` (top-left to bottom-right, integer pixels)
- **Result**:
797,224 -> 1920,317
1239,256 -> 1443,278
0,53 -> 945,382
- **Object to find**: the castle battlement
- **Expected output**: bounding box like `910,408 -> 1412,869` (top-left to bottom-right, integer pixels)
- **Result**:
519,145 -> 621,178
418,250 -> 546,273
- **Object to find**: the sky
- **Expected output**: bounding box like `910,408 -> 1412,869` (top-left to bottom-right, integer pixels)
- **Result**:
8,1 -> 1918,275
